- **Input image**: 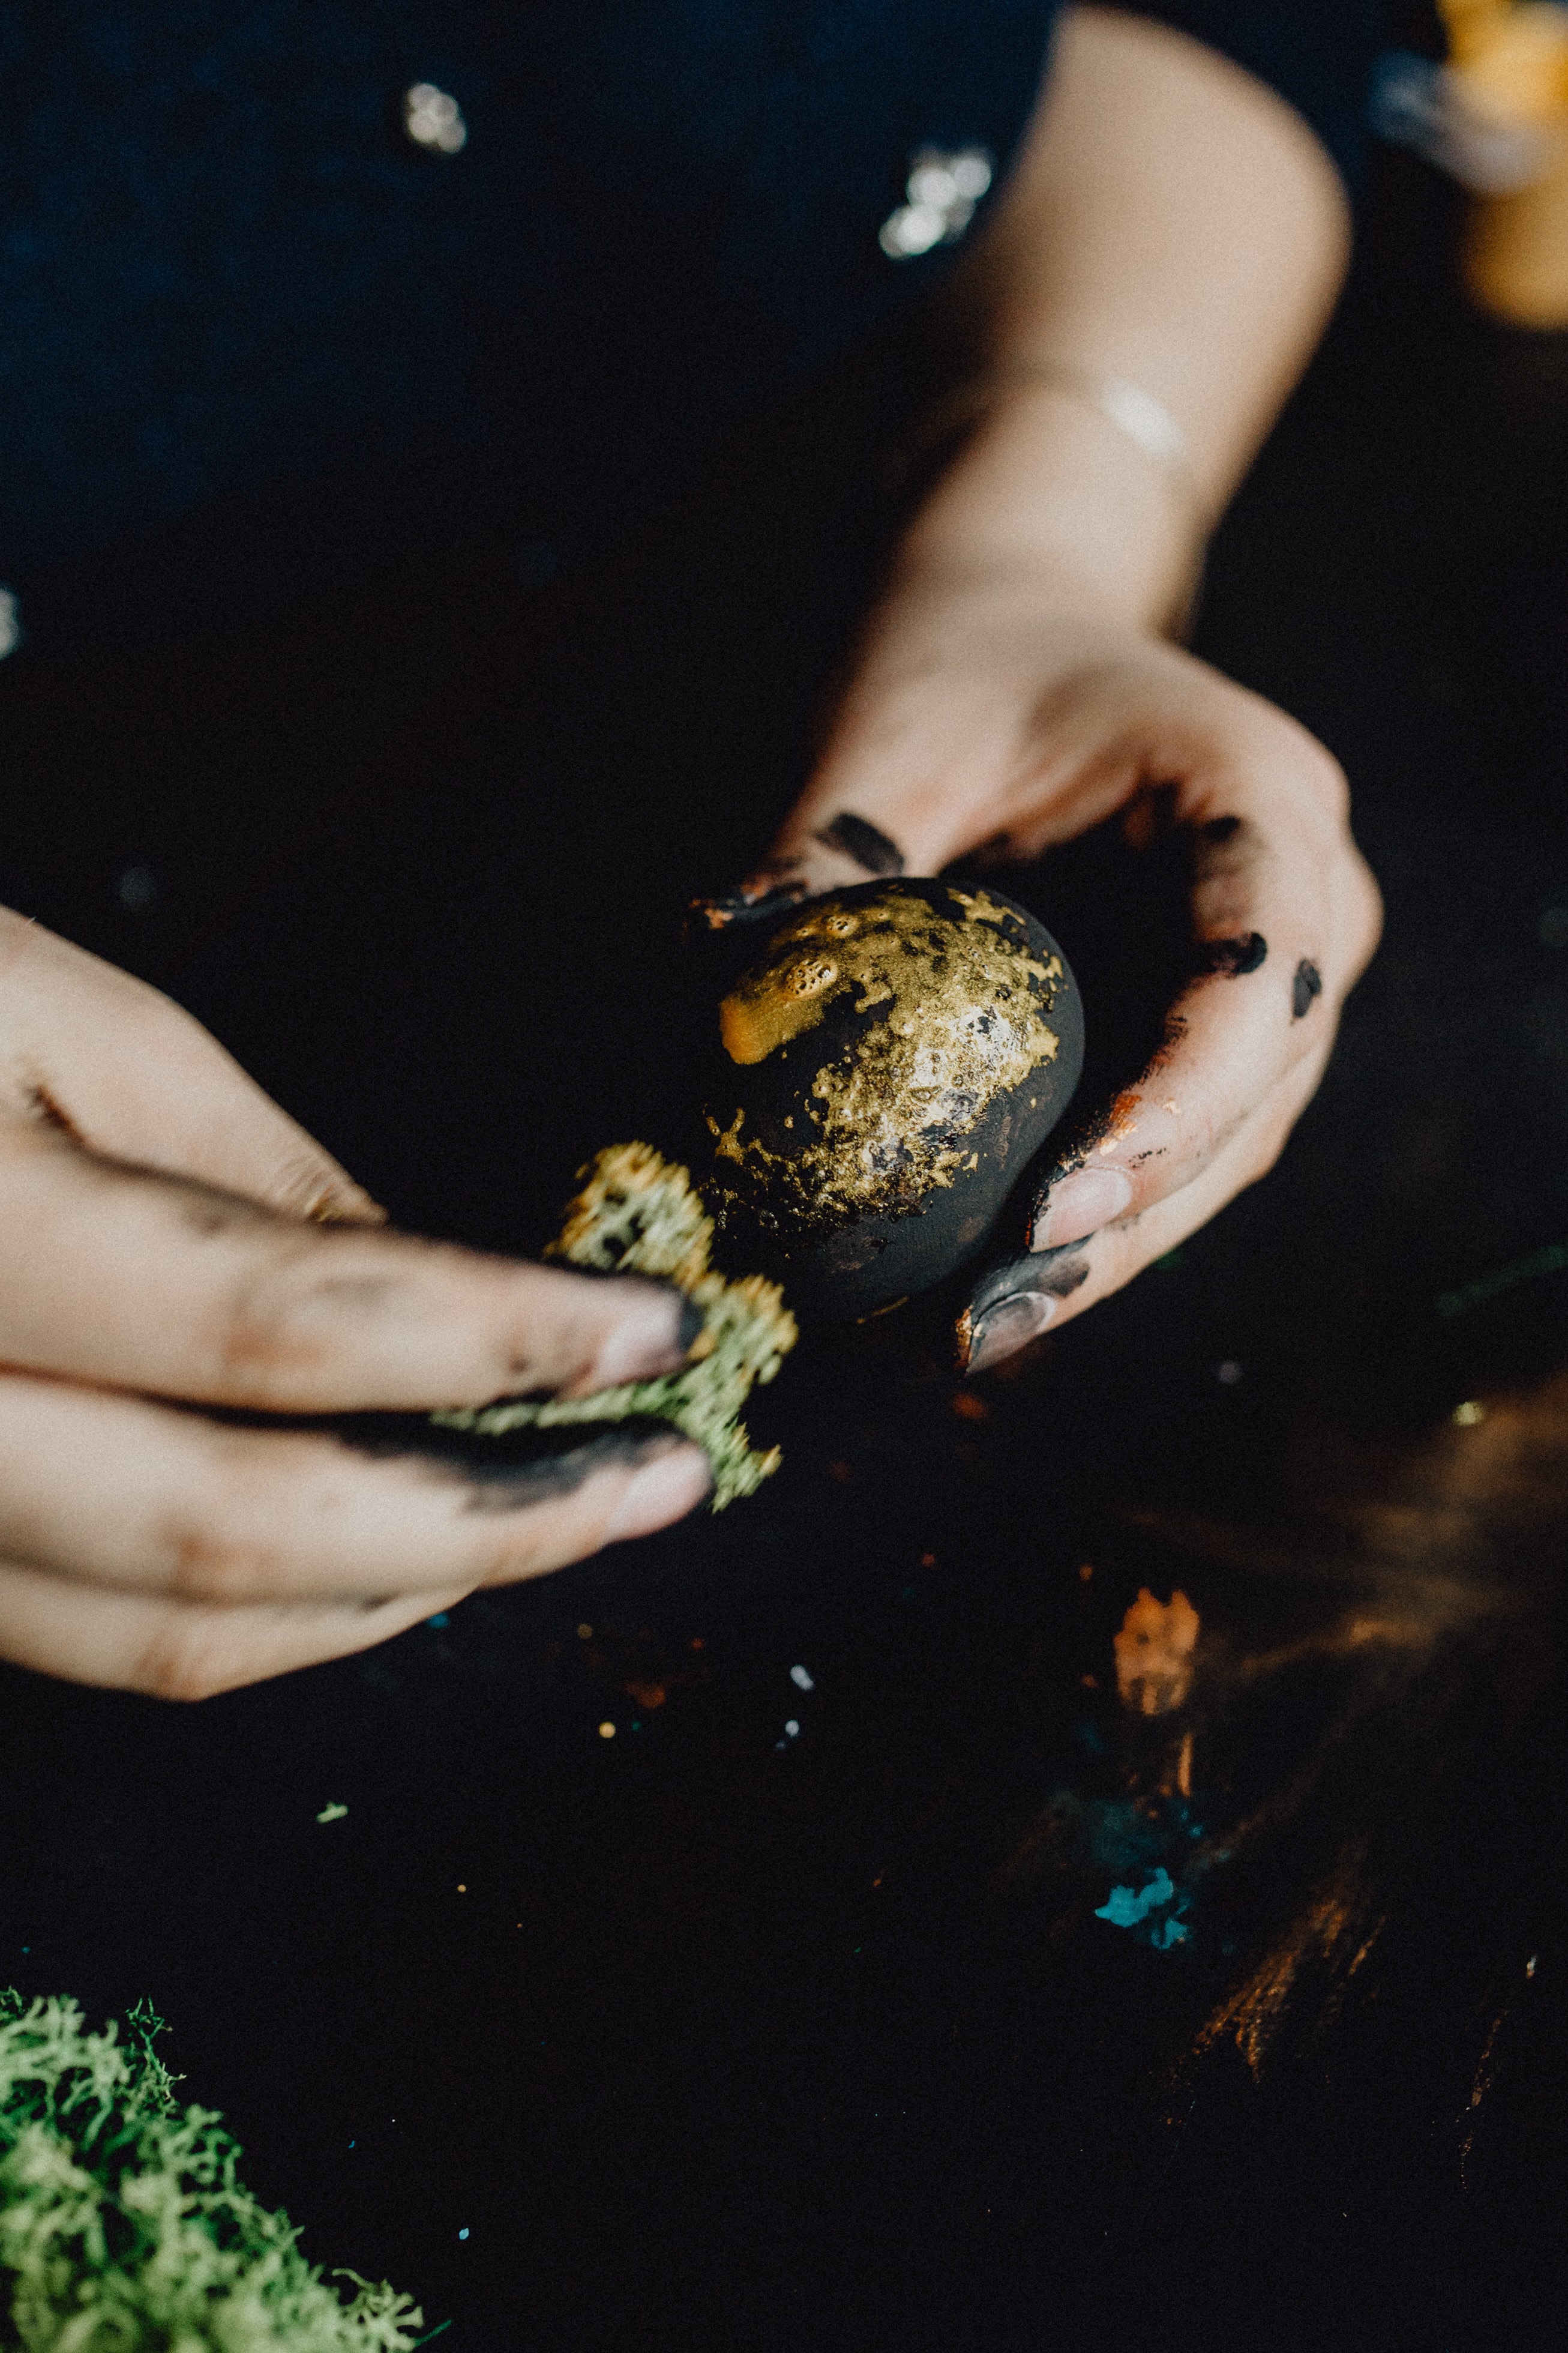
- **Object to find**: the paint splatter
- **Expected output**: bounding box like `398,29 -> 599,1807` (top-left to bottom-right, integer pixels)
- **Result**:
812,812 -> 906,876
1291,958 -> 1324,1018
1114,1588 -> 1200,1715
1094,1868 -> 1190,1948
314,1802 -> 349,1825
1096,1867 -> 1174,1924
1197,932 -> 1268,977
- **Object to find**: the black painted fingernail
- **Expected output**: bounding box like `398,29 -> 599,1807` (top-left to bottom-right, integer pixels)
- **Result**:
1196,932 -> 1269,978
966,1292 -> 1057,1373
685,878 -> 810,938
812,813 -> 906,876
969,1244 -> 1092,1327
1292,958 -> 1324,1017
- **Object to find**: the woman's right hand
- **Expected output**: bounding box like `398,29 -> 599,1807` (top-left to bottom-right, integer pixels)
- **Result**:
0,910 -> 710,1697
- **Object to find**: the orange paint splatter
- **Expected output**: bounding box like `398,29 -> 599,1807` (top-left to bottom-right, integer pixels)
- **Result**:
1114,1588 -> 1200,1715
952,1391 -> 988,1421
1098,1090 -> 1142,1155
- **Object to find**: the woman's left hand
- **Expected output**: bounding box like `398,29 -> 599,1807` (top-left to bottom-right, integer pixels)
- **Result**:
704,570 -> 1381,1371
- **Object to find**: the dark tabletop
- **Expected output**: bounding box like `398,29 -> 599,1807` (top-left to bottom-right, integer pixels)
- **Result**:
3,146 -> 1567,2351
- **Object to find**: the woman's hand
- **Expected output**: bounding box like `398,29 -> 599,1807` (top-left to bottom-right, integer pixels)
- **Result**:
0,912 -> 710,1696
722,576 -> 1381,1369
699,9 -> 1377,1364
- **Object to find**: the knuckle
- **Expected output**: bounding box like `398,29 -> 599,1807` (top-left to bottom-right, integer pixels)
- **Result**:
132,1618 -> 235,1702
157,1433 -> 305,1600
1260,714 -> 1348,818
1350,859 -> 1385,962
1303,742 -> 1351,822
157,1514 -> 279,1604
212,1234 -> 388,1400
1262,738 -> 1353,846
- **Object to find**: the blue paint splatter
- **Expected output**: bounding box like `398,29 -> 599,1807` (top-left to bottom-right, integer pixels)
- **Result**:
1041,1786 -> 1212,1949
1095,1867 -> 1176,1926
1095,1867 -> 1190,1948
427,1613 -> 450,1629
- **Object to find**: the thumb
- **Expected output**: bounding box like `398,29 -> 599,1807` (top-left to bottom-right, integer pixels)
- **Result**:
0,911 -> 381,1223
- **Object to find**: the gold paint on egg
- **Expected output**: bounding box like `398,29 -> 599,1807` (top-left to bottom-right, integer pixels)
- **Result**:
712,885 -> 1063,1228
721,950 -> 841,1062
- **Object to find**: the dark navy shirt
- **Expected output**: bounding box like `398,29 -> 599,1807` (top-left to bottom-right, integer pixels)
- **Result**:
0,4 -> 1380,613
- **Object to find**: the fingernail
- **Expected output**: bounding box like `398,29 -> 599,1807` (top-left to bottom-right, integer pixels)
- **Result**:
604,1443 -> 713,1542
590,1288 -> 699,1389
685,875 -> 808,936
966,1291 -> 1057,1374
1033,1166 -> 1132,1251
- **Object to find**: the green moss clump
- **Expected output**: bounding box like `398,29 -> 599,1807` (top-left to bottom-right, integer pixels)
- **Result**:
433,1143 -> 798,1509
0,1990 -> 425,2353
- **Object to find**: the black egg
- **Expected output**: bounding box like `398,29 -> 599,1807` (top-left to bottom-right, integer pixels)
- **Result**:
699,878 -> 1083,1318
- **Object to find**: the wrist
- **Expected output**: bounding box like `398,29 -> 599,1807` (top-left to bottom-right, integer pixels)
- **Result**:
892,373 -> 1205,634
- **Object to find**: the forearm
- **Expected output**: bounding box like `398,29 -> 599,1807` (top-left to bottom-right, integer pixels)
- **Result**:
898,7 -> 1353,630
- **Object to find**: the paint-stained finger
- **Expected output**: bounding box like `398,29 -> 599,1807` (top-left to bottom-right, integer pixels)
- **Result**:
0,1367 -> 712,1604
0,1122 -> 700,1410
962,1047 -> 1327,1372
689,812 -> 910,937
1030,796 -> 1378,1253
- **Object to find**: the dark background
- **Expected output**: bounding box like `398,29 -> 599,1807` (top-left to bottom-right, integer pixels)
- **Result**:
4,138 -> 1568,2350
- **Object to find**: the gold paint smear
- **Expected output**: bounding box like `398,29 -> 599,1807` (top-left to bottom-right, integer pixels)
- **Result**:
713,885 -> 1064,1226
721,951 -> 840,1063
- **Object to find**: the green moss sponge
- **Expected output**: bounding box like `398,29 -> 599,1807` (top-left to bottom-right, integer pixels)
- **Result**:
432,1143 -> 798,1509
0,1991 -> 424,2353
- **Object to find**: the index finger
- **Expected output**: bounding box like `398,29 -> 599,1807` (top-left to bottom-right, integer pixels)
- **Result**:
0,1125 -> 698,1410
